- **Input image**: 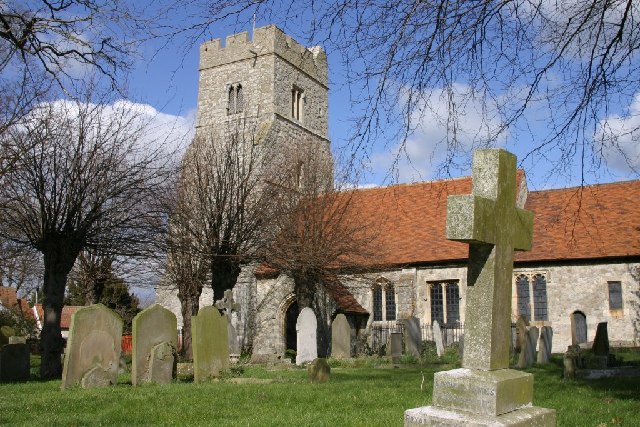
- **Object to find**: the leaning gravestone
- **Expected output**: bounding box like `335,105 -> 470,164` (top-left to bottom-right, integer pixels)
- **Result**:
132,304 -> 177,386
591,322 -> 610,368
192,306 -> 229,382
390,332 -> 403,364
0,343 -> 30,382
537,326 -> 553,364
403,316 -> 422,358
296,307 -> 317,365
515,315 -> 529,353
517,326 -> 539,369
432,320 -> 445,357
61,304 -> 123,389
331,313 -> 351,359
405,149 -> 555,426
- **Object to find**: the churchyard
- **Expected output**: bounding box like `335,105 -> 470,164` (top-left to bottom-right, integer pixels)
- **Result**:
0,350 -> 638,426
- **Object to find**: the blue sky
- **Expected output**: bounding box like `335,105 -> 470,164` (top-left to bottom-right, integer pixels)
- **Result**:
122,7 -> 639,191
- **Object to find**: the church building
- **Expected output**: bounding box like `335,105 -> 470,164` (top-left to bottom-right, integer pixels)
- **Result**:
157,26 -> 640,360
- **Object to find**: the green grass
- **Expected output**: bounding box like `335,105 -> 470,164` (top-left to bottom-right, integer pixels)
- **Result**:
1,353 -> 638,426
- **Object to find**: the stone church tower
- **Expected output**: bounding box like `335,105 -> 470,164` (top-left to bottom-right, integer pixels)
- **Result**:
158,25 -> 334,354
195,24 -> 332,179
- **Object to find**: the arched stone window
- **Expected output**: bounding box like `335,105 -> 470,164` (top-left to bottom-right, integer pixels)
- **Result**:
516,274 -> 531,319
227,83 -> 244,115
532,273 -> 548,321
372,279 -> 396,322
427,280 -> 460,325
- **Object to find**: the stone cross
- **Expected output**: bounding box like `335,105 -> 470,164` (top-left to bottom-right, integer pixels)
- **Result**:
446,149 -> 533,371
215,289 -> 239,314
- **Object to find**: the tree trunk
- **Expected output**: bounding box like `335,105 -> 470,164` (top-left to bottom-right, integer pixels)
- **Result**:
179,290 -> 202,360
293,272 -> 315,309
40,245 -> 79,379
210,258 -> 241,303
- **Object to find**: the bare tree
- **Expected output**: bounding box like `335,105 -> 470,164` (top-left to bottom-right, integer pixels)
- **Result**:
179,0 -> 639,181
1,1 -> 146,90
0,93 -> 175,378
182,129 -> 278,301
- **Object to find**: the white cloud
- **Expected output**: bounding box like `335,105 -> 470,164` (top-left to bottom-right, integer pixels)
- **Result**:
370,84 -> 506,183
595,93 -> 640,173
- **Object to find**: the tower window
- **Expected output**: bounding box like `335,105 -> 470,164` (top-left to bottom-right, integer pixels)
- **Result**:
227,83 -> 244,115
291,86 -> 304,121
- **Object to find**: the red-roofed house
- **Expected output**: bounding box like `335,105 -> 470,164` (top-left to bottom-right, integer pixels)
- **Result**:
32,304 -> 83,339
0,286 -> 33,320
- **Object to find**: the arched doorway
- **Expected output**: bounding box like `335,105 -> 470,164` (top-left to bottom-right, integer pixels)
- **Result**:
571,310 -> 587,344
284,299 -> 299,352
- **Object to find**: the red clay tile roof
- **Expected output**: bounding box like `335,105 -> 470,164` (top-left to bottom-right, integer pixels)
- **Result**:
34,304 -> 83,330
322,275 -> 368,315
339,178 -> 640,267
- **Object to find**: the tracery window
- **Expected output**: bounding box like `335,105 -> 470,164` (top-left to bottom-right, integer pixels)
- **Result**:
532,274 -> 548,321
428,280 -> 460,325
227,83 -> 244,115
514,272 -> 549,322
372,280 -> 396,322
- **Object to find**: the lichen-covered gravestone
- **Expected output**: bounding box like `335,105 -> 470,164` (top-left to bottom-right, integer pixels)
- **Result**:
192,306 -> 229,382
404,149 -> 556,426
132,304 -> 177,386
390,332 -> 403,363
0,343 -> 30,382
296,307 -> 317,365
331,313 -> 351,359
61,304 -> 123,390
307,357 -> 331,383
517,326 -> 539,369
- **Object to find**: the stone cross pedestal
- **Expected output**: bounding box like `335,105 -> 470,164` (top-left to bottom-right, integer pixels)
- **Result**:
215,289 -> 241,360
404,149 -> 555,426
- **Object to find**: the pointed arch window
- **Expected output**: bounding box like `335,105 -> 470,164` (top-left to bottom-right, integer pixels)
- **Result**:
227,83 -> 244,115
516,274 -> 531,319
372,280 -> 396,322
532,274 -> 548,321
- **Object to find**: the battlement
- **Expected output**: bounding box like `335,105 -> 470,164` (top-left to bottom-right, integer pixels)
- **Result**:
199,25 -> 328,86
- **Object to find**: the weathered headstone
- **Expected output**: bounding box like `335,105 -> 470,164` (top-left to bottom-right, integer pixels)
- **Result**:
570,311 -> 587,345
0,343 -> 30,382
296,307 -> 317,365
405,149 -> 555,426
390,332 -> 403,364
402,316 -> 422,358
192,306 -> 229,382
331,313 -> 351,359
307,357 -> 331,383
61,304 -> 123,389
132,304 -> 177,386
537,326 -> 553,364
517,326 -> 539,369
432,320 -> 445,357
514,315 -> 529,353
591,322 -> 610,368
215,289 -> 241,360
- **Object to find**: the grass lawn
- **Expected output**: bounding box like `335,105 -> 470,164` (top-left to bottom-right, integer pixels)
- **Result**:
1,350 -> 638,426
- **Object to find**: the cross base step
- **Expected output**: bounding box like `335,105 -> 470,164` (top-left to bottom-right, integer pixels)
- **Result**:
404,405 -> 556,427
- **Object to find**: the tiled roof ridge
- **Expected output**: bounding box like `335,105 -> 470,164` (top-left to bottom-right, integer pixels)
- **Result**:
527,178 -> 640,194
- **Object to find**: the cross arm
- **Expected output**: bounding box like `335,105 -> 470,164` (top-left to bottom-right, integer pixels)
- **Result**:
446,194 -> 497,245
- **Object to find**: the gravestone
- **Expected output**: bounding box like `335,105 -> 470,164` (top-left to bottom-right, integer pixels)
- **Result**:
432,320 -> 445,357
61,304 -> 123,389
514,315 -> 529,353
331,313 -> 351,358
390,332 -> 403,364
296,307 -> 317,365
132,304 -> 177,386
402,316 -> 422,358
0,326 -> 15,345
8,336 -> 26,344
405,149 -> 555,426
517,326 -> 539,369
570,311 -> 587,345
591,322 -> 610,368
537,326 -> 553,364
307,358 -> 331,383
192,306 -> 229,382
0,343 -> 30,382
215,289 -> 241,361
